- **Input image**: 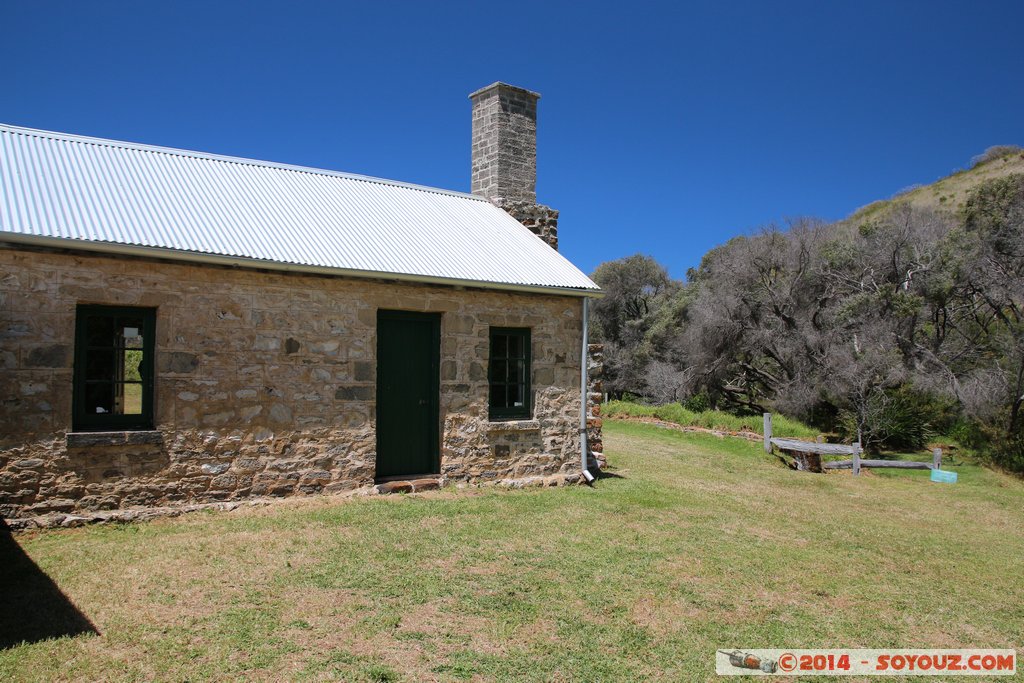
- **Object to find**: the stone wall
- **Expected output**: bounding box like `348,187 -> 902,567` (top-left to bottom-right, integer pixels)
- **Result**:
0,246 -> 593,519
496,200 -> 559,251
587,344 -> 605,469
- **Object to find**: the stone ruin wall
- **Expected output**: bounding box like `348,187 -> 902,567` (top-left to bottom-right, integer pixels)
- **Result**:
0,247 -> 602,521
496,200 -> 559,251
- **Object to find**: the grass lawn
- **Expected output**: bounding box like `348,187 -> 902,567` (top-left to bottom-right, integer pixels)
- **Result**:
602,400 -> 819,439
1,420 -> 1022,682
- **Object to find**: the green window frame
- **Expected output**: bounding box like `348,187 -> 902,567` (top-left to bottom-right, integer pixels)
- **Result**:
72,305 -> 156,432
488,327 -> 531,420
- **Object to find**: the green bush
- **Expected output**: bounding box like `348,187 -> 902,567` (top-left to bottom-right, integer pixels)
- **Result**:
603,400 -> 818,439
971,414 -> 1024,474
682,392 -> 711,412
836,386 -> 954,452
948,418 -> 986,451
989,433 -> 1024,473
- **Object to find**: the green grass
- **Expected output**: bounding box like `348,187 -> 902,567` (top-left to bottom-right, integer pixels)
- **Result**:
603,400 -> 819,439
1,421 -> 1022,681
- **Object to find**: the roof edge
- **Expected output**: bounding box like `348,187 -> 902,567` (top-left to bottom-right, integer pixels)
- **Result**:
0,123 -> 486,202
0,233 -> 603,298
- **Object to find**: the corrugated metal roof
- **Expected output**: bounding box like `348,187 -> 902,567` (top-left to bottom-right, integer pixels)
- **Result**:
0,124 -> 599,294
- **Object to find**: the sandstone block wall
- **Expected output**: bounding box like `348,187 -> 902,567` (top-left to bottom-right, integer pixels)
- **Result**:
470,82 -> 540,204
469,84 -> 560,252
0,246 -> 597,519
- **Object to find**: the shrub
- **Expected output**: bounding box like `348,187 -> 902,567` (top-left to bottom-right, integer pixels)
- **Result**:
682,391 -> 710,412
970,145 -> 1024,168
836,386 -> 953,452
989,433 -> 1024,473
969,414 -> 1024,474
948,418 -> 986,451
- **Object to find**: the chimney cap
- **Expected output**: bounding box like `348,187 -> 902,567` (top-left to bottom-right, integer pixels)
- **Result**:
468,82 -> 541,101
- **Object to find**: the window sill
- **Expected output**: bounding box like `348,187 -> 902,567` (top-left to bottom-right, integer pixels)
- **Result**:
67,430 -> 163,448
485,419 -> 541,432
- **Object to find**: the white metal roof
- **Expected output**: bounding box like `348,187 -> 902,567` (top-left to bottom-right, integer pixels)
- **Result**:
0,124 -> 599,295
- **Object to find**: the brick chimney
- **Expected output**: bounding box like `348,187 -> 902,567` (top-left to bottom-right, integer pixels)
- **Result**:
470,82 -> 559,250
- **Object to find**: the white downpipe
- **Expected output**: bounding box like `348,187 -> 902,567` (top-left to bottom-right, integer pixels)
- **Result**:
580,297 -> 595,483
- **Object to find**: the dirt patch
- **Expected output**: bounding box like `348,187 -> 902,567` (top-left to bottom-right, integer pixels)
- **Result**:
275,594 -> 510,681
629,595 -> 703,635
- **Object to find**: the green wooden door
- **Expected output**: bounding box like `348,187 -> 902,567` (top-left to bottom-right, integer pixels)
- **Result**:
376,310 -> 441,478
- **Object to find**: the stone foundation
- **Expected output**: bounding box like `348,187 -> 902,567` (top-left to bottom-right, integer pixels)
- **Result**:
0,246 -> 601,520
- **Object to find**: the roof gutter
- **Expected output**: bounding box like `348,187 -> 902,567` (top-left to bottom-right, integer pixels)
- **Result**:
0,233 -> 603,298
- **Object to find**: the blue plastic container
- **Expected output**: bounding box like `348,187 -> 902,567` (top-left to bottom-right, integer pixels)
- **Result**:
930,468 -> 958,484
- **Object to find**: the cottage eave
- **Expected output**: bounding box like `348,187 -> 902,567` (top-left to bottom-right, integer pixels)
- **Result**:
0,232 -> 604,298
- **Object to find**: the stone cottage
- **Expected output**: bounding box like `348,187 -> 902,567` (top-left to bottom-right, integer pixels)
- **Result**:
0,82 -> 604,522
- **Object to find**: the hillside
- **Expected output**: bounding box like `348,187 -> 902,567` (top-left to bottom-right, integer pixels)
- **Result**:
851,146 -> 1024,220
590,145 -> 1024,471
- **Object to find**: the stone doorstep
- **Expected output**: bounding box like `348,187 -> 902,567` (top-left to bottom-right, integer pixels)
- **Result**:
374,475 -> 444,494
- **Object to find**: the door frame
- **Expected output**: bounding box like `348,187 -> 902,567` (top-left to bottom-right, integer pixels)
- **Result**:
375,309 -> 441,478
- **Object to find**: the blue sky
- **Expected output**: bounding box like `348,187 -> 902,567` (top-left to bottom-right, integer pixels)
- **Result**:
3,1 -> 1022,279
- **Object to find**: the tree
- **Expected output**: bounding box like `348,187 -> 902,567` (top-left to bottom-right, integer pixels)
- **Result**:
590,172 -> 1024,469
590,255 -> 682,399
958,174 -> 1024,467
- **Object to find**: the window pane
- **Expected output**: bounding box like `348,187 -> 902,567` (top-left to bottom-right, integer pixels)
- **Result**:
123,329 -> 144,349
510,381 -> 524,408
513,359 -> 525,386
123,349 -> 143,381
122,383 -> 143,415
85,382 -> 115,415
508,334 -> 522,359
491,359 -> 507,384
119,316 -> 145,349
85,349 -> 115,380
492,334 -> 508,359
85,315 -> 114,346
489,384 -> 506,408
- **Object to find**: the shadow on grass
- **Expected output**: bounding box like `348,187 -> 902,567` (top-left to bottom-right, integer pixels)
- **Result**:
0,519 -> 99,649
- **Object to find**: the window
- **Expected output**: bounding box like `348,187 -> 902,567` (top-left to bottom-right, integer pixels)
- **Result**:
488,327 -> 531,419
73,305 -> 156,431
